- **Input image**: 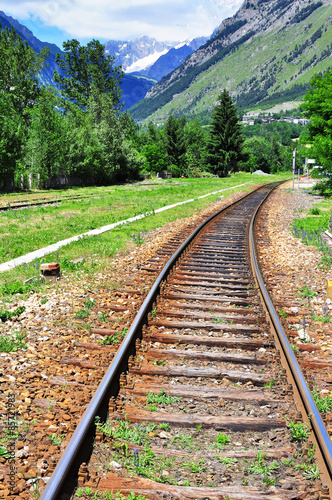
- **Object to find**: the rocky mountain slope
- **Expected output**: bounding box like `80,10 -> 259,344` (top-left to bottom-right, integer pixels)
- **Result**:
129,0 -> 332,122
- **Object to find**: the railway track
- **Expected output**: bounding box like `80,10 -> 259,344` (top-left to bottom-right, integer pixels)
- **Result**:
41,184 -> 332,500
0,192 -> 106,212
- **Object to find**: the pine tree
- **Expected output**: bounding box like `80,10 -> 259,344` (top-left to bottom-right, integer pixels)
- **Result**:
207,90 -> 244,176
164,114 -> 187,175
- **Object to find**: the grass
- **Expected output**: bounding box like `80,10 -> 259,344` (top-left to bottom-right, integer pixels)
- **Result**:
0,330 -> 27,352
288,421 -> 310,442
146,389 -> 182,406
292,198 -> 332,267
312,386 -> 332,413
0,174 -> 289,293
0,305 -> 25,322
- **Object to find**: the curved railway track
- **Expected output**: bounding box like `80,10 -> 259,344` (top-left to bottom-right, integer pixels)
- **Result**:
41,183 -> 332,500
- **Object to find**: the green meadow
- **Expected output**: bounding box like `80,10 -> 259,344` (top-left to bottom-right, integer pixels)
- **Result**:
0,173 -> 289,295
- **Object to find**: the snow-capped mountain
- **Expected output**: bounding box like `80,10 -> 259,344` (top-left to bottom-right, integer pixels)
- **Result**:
104,34 -> 210,81
104,36 -> 178,73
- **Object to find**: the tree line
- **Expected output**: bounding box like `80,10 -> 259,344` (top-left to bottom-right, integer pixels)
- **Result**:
0,24 -> 295,191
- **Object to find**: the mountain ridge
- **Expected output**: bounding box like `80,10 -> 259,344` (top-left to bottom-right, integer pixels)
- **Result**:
0,12 -> 156,109
129,0 -> 332,122
104,34 -> 210,81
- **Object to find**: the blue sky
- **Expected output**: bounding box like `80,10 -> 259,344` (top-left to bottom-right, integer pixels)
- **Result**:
1,0 -> 242,47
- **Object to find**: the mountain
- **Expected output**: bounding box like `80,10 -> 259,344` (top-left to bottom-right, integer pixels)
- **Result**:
0,12 -> 155,110
0,10 -> 62,86
105,36 -> 178,73
104,35 -> 210,81
133,37 -> 209,81
129,0 -> 332,122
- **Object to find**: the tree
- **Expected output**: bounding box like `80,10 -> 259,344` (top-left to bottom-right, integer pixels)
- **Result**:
0,24 -> 49,190
0,24 -> 48,116
206,90 -> 244,176
0,91 -> 24,190
164,114 -> 187,175
69,92 -> 141,184
24,86 -> 71,185
184,120 -> 208,175
54,39 -> 124,111
302,70 -> 332,193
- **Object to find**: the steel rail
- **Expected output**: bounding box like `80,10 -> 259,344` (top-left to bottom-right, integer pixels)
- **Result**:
40,183 -> 279,500
249,190 -> 332,485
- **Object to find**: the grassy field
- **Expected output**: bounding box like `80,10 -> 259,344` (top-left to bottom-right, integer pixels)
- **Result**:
0,173 -> 289,298
292,194 -> 332,267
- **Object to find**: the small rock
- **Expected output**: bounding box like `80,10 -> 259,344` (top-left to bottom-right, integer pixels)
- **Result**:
109,461 -> 122,469
159,431 -> 172,439
15,449 -> 29,458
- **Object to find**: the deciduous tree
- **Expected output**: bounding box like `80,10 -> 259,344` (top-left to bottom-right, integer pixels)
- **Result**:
54,39 -> 124,111
302,70 -> 332,193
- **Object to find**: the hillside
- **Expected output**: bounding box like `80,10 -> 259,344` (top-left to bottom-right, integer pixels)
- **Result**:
0,12 -> 155,110
0,10 -> 62,86
130,0 -> 332,122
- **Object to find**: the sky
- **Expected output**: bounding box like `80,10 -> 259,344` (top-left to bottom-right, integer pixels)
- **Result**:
0,0 -> 243,48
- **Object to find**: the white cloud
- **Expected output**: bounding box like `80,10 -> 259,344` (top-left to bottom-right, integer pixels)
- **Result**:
1,0 -> 242,42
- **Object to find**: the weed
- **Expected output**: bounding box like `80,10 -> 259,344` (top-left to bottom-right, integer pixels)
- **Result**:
307,445 -> 316,463
100,328 -> 127,345
47,433 -> 65,446
303,464 -> 320,480
278,308 -> 288,319
288,421 -> 310,441
247,451 -> 280,480
172,434 -> 194,450
281,457 -> 294,466
146,389 -> 182,405
196,425 -> 202,432
75,298 -> 96,319
150,308 -> 157,319
30,474 -> 40,499
132,233 -> 145,246
214,432 -> 230,449
61,256 -> 85,272
0,330 -> 27,352
311,387 -> 332,413
98,312 -> 109,322
0,445 -> 10,459
146,403 -> 157,412
298,285 -> 317,300
0,279 -> 40,297
264,379 -> 274,388
308,207 -> 321,215
97,418 -> 155,446
219,457 -> 238,466
320,254 -> 332,268
153,360 -> 165,366
295,462 -> 320,480
291,344 -> 299,351
0,305 -> 25,322
182,459 -> 206,473
159,423 -> 170,431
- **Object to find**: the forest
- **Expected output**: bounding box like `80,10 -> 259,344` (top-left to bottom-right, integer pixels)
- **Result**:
0,24 -> 300,192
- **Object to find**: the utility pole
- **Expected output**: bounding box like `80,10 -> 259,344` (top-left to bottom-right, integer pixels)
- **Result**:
292,148 -> 296,190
